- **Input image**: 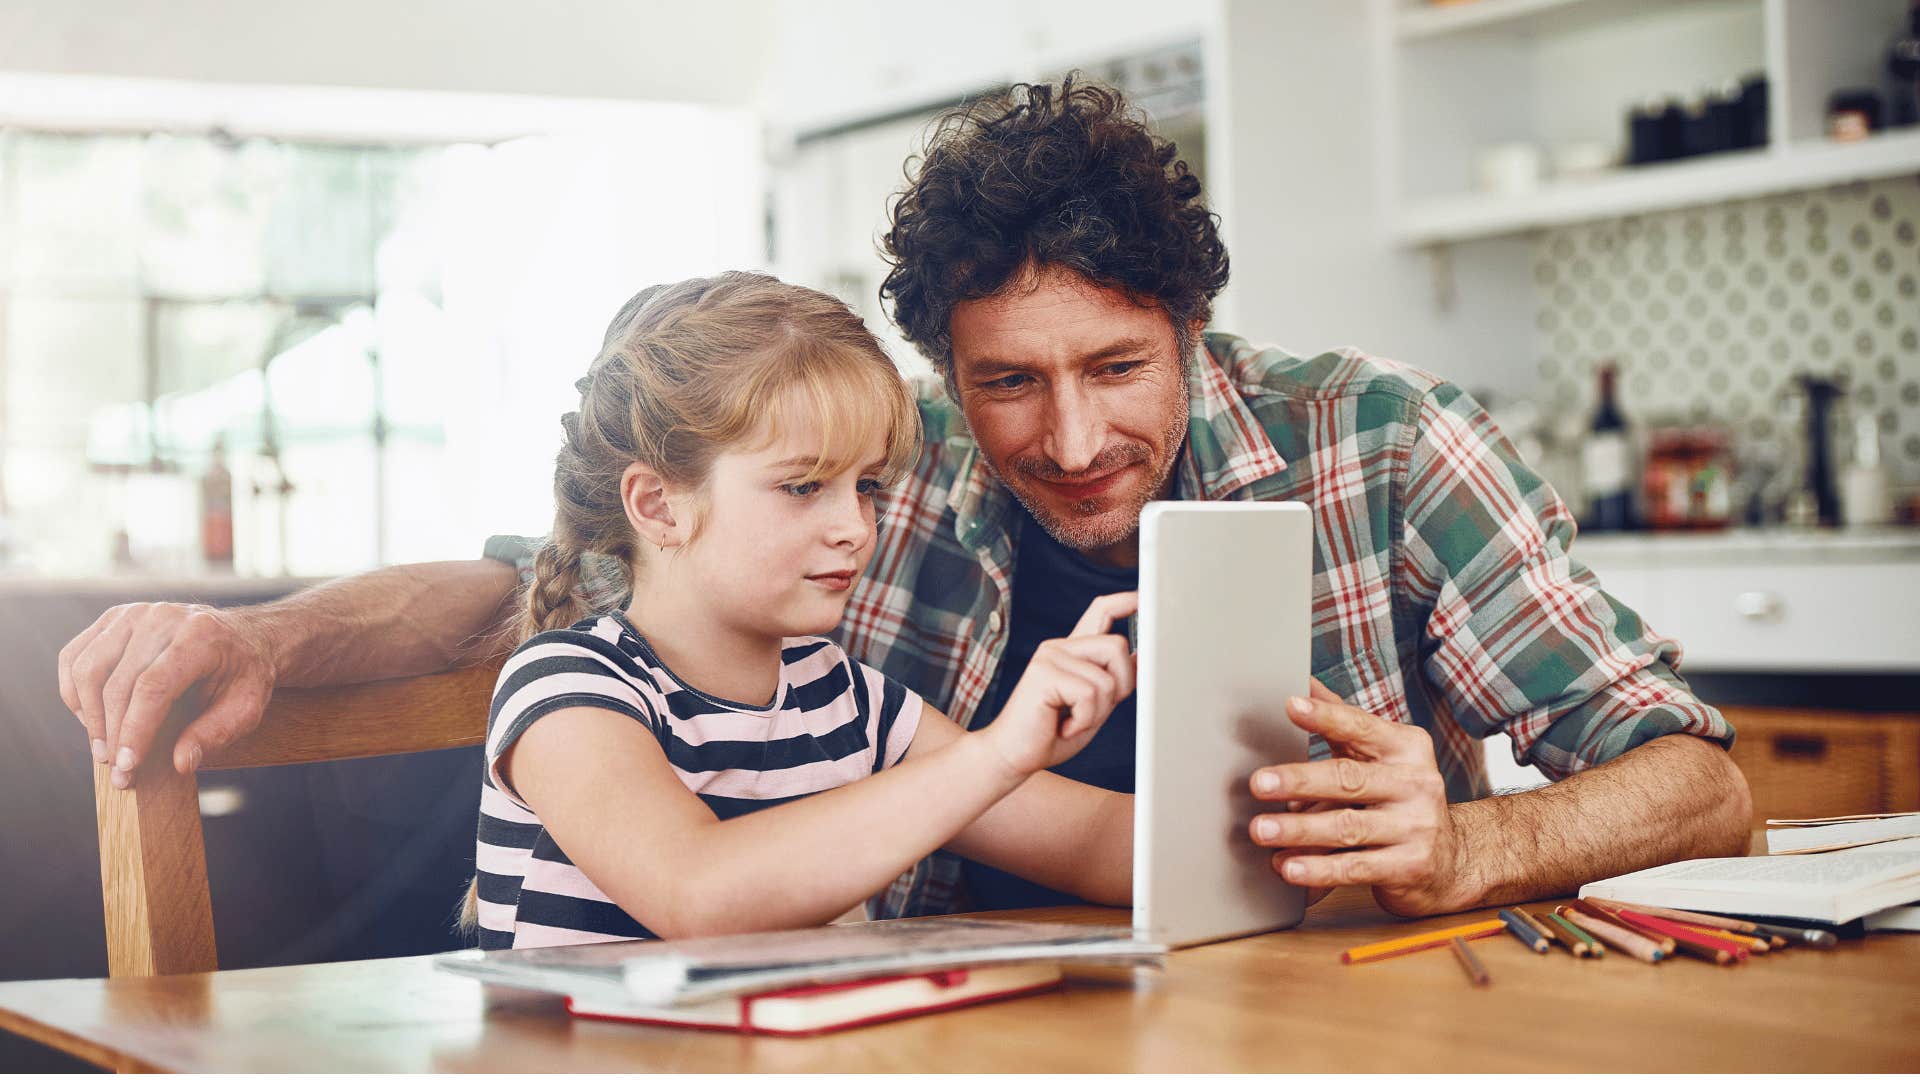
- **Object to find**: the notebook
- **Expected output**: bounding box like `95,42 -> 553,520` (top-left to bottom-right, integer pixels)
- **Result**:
1765,811 -> 1920,855
435,918 -> 1164,1007
565,963 -> 1065,1035
1578,836 -> 1920,924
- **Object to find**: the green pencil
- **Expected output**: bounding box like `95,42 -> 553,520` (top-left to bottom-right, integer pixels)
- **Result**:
1547,910 -> 1605,958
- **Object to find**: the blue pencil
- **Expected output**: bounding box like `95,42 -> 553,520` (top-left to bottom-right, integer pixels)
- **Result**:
1498,907 -> 1549,954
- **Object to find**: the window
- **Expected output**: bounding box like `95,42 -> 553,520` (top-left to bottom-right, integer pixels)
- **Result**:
0,110 -> 761,578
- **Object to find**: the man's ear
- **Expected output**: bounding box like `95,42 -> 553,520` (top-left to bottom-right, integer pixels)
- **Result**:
621,462 -> 689,548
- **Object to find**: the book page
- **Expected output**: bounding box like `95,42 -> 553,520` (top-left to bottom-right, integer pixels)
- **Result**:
1600,837 -> 1920,895
1766,812 -> 1920,826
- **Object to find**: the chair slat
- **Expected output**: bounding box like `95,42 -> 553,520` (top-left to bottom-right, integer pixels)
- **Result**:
202,662 -> 500,771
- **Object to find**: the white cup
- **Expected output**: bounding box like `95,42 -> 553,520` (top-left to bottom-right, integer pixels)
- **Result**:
1474,142 -> 1544,195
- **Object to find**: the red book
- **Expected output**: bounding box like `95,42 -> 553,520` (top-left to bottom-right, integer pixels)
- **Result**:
565,962 -> 1065,1036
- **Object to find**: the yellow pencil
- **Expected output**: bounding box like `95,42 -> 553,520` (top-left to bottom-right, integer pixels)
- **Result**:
1341,919 -> 1509,965
1688,924 -> 1772,953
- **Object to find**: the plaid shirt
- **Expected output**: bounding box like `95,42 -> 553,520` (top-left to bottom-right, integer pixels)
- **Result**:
487,331 -> 1733,920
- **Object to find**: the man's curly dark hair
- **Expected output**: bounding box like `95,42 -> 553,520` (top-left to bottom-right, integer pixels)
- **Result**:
880,75 -> 1230,379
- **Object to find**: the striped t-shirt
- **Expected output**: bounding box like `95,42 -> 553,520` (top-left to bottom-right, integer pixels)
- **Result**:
474,612 -> 923,949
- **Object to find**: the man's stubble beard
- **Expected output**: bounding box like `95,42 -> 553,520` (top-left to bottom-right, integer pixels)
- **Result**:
980,403 -> 1191,555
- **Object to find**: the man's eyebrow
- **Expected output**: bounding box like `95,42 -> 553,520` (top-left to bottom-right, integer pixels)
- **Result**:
1079,336 -> 1156,363
964,336 -> 1158,377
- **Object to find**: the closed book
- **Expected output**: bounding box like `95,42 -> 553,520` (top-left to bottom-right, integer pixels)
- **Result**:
1579,837 -> 1920,925
1865,903 -> 1920,933
1766,811 -> 1920,855
566,963 -> 1064,1035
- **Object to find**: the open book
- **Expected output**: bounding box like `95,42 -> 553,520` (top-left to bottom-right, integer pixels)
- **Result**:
1766,811 -> 1920,855
435,918 -> 1164,1007
1578,836 -> 1920,924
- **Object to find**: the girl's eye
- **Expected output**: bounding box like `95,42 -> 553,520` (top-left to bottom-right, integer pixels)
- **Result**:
780,481 -> 822,497
856,477 -> 887,496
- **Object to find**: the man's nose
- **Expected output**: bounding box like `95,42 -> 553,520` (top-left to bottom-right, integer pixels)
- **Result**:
1041,384 -> 1104,474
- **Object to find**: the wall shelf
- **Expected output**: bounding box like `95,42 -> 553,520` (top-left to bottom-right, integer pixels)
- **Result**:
1396,128 -> 1920,244
1394,0 -> 1728,43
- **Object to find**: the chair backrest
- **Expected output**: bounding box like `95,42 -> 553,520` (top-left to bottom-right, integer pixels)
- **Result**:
92,662 -> 502,977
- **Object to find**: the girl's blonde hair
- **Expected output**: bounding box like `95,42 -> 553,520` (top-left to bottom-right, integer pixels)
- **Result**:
523,270 -> 921,640
459,270 -> 921,935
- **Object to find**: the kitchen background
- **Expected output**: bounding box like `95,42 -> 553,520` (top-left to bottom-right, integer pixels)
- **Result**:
3,0 -> 1917,1065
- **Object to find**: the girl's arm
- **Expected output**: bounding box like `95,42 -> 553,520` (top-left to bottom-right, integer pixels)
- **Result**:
907,707 -> 1134,907
501,592 -> 1137,938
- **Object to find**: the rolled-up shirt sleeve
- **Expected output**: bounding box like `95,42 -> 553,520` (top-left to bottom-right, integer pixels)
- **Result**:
1399,384 -> 1735,782
483,534 -> 633,612
482,534 -> 542,587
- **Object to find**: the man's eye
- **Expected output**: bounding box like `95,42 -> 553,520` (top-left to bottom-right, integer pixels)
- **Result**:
1103,361 -> 1141,377
780,481 -> 822,497
985,374 -> 1030,391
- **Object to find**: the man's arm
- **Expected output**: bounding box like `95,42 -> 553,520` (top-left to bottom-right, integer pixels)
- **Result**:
1447,729 -> 1751,909
1248,686 -> 1750,916
59,559 -> 520,789
1248,380 -> 1750,915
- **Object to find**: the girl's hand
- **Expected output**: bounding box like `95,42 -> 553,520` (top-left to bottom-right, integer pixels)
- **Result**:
980,591 -> 1138,779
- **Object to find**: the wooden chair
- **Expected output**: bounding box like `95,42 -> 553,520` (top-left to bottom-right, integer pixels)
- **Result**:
91,662 -> 503,977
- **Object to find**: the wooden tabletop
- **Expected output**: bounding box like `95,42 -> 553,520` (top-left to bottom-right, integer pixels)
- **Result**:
3,887 -> 1917,1073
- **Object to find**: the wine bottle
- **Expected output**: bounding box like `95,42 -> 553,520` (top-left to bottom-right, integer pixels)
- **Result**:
1582,363 -> 1634,532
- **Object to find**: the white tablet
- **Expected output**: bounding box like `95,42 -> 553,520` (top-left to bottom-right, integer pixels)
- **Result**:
1132,501 -> 1314,947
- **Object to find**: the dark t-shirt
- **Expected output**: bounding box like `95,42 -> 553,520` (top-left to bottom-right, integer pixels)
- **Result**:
963,506 -> 1141,911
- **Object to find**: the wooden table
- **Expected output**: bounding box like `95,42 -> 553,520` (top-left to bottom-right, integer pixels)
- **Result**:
3,887 -> 1916,1073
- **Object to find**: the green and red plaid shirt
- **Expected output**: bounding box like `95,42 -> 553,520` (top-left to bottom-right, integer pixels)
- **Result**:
487,331 -> 1733,920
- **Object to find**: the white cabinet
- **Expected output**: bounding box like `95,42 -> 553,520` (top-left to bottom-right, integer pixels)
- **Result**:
1575,530 -> 1920,671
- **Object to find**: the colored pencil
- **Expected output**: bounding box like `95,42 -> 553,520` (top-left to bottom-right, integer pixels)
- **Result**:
1562,908 -> 1664,963
1570,898 -> 1674,953
1449,936 -> 1492,986
1498,908 -> 1549,953
1546,911 -> 1603,957
1748,919 -> 1837,949
1512,906 -> 1559,943
1687,924 -> 1771,953
1610,909 -> 1740,964
1340,919 -> 1508,965
1586,898 -> 1787,946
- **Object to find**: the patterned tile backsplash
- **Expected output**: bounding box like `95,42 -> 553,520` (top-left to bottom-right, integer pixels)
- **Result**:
1531,174 -> 1920,489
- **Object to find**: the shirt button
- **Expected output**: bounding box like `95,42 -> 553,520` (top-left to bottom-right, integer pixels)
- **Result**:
987,611 -> 1003,634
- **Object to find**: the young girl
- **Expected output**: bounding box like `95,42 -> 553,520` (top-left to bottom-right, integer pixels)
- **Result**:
465,271 -> 1135,947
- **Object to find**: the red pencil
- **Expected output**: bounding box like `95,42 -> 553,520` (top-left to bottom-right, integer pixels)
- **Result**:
1610,909 -> 1744,963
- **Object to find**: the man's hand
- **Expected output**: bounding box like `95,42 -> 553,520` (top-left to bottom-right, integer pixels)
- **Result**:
1246,679 -> 1477,917
58,603 -> 277,789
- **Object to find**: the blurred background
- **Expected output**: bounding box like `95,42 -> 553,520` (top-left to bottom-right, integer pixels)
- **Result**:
3,0 -> 1918,1061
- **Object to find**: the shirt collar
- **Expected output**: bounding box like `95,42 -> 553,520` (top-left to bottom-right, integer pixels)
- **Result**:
943,332 -> 1289,548
1179,332 -> 1290,501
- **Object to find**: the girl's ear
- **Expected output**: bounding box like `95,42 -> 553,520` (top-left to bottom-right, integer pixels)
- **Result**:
621,462 -> 689,549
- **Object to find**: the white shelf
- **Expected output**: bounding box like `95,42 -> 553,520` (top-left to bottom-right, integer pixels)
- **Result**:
1394,0 -> 1732,42
1395,129 -> 1920,244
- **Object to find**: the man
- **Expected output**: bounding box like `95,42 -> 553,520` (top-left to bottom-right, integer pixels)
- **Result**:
59,79 -> 1750,921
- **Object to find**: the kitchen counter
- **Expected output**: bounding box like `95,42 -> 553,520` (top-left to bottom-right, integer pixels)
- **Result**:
1573,525 -> 1920,564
